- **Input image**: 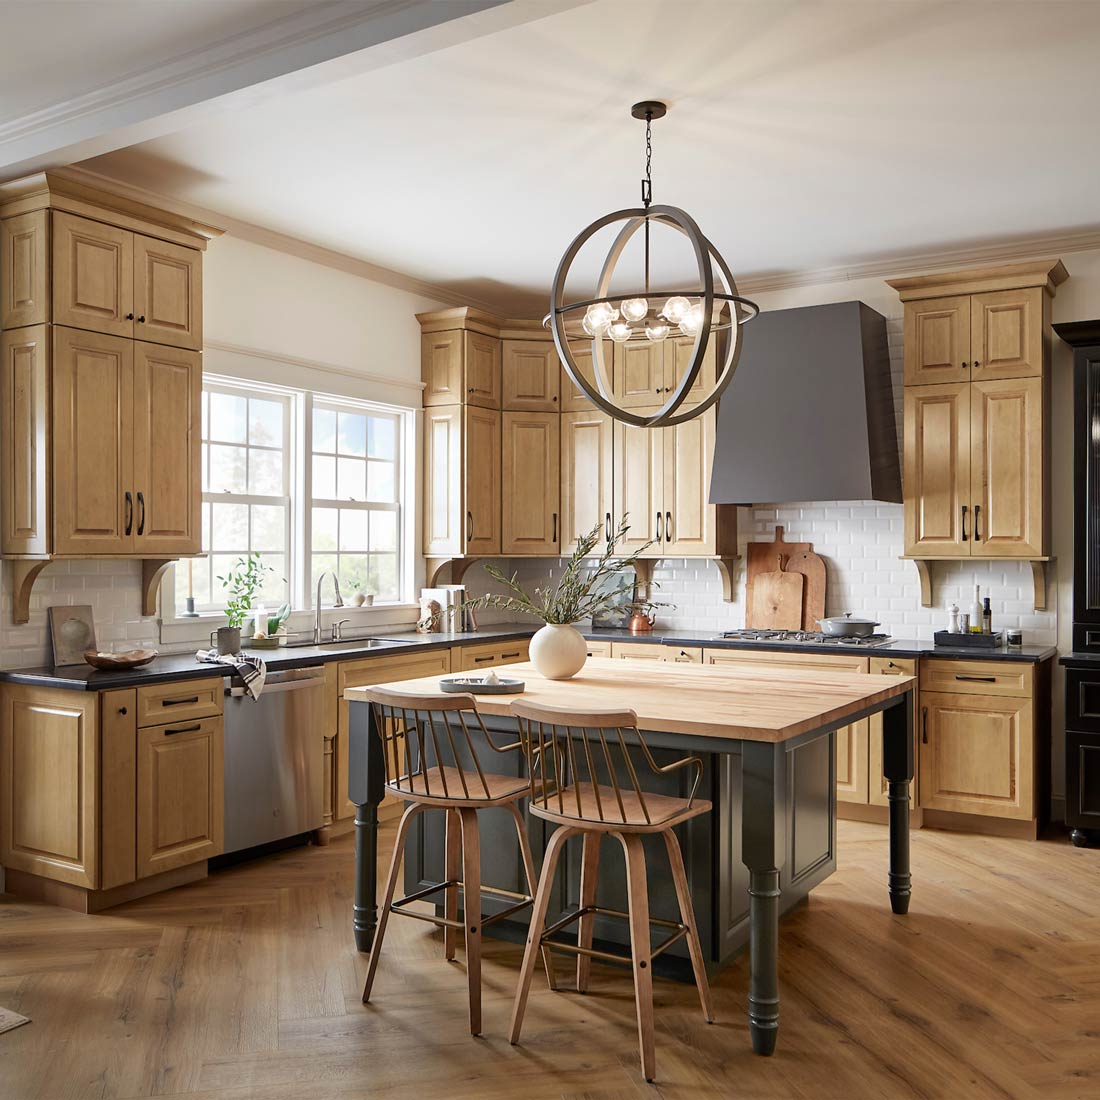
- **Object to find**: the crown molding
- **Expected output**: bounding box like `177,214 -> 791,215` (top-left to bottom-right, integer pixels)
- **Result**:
64,165 -> 494,311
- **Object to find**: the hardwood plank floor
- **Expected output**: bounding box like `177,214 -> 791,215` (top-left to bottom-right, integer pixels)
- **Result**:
0,821 -> 1097,1099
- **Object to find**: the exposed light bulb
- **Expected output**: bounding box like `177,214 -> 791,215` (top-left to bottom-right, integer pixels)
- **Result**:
583,302 -> 616,335
620,297 -> 649,323
679,303 -> 705,336
661,296 -> 691,324
607,321 -> 633,344
645,322 -> 670,343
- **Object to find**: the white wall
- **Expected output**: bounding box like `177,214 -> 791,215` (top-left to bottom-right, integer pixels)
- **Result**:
0,234 -> 446,670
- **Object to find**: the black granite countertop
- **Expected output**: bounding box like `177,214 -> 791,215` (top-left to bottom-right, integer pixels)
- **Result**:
1060,651 -> 1100,667
0,623 -> 1055,691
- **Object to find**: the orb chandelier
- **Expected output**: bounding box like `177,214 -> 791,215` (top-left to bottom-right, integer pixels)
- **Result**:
546,100 -> 758,428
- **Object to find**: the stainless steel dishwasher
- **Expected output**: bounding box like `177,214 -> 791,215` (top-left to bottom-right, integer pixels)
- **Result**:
222,666 -> 325,855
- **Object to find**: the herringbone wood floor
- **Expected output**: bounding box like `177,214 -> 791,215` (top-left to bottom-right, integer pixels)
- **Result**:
0,820 -> 1097,1100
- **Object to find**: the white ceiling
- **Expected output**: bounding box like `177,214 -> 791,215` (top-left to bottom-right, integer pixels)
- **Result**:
0,1 -> 312,122
73,0 -> 1100,314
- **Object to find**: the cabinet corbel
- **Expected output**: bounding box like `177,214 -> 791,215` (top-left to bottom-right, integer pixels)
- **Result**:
904,556 -> 1051,613
10,559 -> 50,624
713,557 -> 740,602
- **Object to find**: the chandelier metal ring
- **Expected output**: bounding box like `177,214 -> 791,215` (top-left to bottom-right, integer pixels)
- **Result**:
548,203 -> 757,428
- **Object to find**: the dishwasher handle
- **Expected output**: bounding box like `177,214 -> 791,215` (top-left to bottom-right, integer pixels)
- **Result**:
226,667 -> 326,698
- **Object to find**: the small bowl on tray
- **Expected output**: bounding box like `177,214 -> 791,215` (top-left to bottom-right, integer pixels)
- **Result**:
440,674 -> 525,695
83,648 -> 158,671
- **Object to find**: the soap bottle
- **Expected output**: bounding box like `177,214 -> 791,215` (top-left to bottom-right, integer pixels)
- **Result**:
982,596 -> 992,635
969,585 -> 983,633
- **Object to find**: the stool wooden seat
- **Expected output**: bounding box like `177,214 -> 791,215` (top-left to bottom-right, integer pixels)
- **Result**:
508,699 -> 714,1082
361,687 -> 549,1036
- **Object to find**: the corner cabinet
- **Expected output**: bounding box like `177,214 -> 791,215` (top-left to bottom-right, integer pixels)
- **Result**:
0,169 -> 216,622
889,260 -> 1065,610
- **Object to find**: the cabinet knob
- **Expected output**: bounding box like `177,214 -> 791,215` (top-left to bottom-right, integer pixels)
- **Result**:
962,361 -> 969,368
125,313 -> 134,320
119,706 -> 128,715
137,315 -> 146,323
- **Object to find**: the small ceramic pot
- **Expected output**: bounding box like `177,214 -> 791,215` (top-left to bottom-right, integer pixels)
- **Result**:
628,611 -> 654,634
210,626 -> 241,655
351,592 -> 366,607
529,623 -> 588,680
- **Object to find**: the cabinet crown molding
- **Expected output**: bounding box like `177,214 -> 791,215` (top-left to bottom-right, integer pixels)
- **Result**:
887,258 -> 1068,301
0,168 -> 222,250
416,306 -> 505,337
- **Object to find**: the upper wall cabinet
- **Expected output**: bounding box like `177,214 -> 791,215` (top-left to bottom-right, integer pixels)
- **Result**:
614,334 -> 716,408
421,327 -> 501,409
502,340 -> 559,411
0,169 -> 217,621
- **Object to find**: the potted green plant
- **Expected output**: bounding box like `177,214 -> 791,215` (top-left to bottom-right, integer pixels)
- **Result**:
214,554 -> 276,654
468,516 -> 655,679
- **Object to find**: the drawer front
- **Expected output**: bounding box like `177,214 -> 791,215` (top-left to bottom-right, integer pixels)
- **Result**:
454,640 -> 529,672
584,639 -> 613,658
702,648 -> 869,674
612,641 -> 703,663
920,659 -> 1031,698
339,649 -> 452,694
136,677 -> 222,727
1066,669 -> 1100,734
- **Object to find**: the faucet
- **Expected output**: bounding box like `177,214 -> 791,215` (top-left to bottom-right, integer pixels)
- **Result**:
314,572 -> 344,643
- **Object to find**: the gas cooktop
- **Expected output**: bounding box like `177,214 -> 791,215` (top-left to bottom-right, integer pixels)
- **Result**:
716,629 -> 894,648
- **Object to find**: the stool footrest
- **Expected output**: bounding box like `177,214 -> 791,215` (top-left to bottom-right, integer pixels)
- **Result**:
389,877 -> 533,930
539,904 -> 688,966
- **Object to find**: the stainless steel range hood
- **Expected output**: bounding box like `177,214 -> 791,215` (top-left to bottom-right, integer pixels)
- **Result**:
709,301 -> 901,505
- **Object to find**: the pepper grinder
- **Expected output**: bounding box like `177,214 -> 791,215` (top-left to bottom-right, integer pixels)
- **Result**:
947,603 -> 960,634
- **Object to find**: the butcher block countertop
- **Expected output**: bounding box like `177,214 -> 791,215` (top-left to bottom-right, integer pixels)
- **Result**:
344,657 -> 915,744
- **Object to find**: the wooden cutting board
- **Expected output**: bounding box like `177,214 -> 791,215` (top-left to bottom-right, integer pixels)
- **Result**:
748,558 -> 805,630
745,526 -> 812,627
786,550 -> 827,632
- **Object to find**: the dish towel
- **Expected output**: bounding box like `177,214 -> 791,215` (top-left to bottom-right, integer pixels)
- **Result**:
196,649 -> 267,700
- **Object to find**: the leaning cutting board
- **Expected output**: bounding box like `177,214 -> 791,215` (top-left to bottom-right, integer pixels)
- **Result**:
748,558 -> 804,631
745,526 -> 812,627
785,550 -> 827,632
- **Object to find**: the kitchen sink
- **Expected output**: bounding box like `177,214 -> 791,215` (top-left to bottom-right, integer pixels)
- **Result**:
247,636 -> 410,650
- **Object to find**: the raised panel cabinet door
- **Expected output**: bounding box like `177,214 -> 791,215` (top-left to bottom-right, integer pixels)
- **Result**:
133,234 -> 202,350
0,685 -> 98,888
502,340 -> 559,410
664,332 -> 716,406
903,296 -> 971,385
52,211 -> 133,338
970,376 -> 1044,557
614,340 -> 665,407
423,404 -> 463,556
970,288 -> 1043,381
1,325 -> 49,555
52,327 -> 134,555
835,720 -> 870,804
902,382 -> 971,556
1,210 -> 49,327
421,331 -> 463,406
868,657 -> 917,807
561,340 -> 613,411
613,410 -> 663,555
919,690 -> 1033,820
561,409 -> 613,553
662,406 -> 715,556
502,411 -> 560,555
464,405 -> 501,554
464,331 -> 501,408
132,342 -> 201,555
136,717 -> 225,877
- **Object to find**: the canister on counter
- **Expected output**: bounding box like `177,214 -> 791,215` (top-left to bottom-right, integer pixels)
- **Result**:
957,613 -> 970,633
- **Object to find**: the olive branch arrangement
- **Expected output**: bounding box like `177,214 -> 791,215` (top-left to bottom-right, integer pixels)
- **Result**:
466,516 -> 657,625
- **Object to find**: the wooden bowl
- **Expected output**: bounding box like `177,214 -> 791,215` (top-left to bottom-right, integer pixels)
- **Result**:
83,648 -> 158,671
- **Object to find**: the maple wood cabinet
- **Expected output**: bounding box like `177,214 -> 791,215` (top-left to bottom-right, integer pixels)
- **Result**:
561,408 -> 613,553
614,334 -> 716,409
422,327 -> 501,409
502,339 -> 559,411
891,261 -> 1064,575
502,410 -> 559,555
0,170 -> 213,622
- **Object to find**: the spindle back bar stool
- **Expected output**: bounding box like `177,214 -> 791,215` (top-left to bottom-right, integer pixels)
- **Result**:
361,687 -> 549,1035
508,699 -> 714,1082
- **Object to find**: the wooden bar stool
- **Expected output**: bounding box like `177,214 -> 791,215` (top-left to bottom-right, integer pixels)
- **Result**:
361,687 -> 549,1035
508,699 -> 714,1082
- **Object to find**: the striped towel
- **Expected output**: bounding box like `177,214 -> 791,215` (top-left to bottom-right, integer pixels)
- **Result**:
196,649 -> 267,700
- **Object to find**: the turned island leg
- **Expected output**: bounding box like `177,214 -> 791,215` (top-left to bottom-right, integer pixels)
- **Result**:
882,691 -> 915,915
349,699 -> 386,952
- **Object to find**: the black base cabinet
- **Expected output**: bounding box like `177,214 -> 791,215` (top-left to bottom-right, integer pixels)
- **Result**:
403,716 -> 837,979
1063,664 -> 1100,846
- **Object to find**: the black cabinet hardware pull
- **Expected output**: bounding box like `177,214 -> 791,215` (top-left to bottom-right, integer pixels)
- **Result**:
656,512 -> 663,541
125,312 -> 134,320
118,706 -> 127,715
551,512 -> 558,543
162,695 -> 199,706
665,511 -> 672,542
474,655 -> 493,663
973,360 -> 980,369
974,504 -> 981,541
921,706 -> 929,744
605,512 -> 612,542
124,491 -> 133,535
962,361 -> 969,369
502,651 -> 520,659
961,504 -> 968,541
137,491 -> 145,536
466,511 -> 473,542
137,315 -> 146,323
955,674 -> 996,683
165,724 -> 200,736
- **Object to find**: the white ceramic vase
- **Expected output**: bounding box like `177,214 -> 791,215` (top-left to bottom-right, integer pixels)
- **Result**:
529,623 -> 588,680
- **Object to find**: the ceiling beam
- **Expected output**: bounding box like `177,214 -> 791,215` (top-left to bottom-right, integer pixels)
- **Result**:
0,0 -> 588,181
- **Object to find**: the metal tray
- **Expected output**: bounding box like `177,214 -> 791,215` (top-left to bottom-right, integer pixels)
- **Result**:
440,675 -> 525,695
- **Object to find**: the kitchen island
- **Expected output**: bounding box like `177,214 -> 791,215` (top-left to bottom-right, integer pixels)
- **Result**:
345,657 -> 915,1055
